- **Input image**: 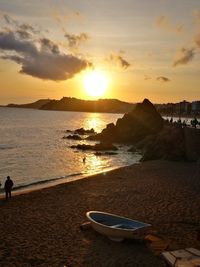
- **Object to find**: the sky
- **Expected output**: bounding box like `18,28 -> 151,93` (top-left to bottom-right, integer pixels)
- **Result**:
0,0 -> 200,104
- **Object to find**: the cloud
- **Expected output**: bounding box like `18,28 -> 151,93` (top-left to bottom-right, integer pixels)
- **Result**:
168,10 -> 200,68
0,15 -> 91,81
107,51 -> 130,70
2,13 -> 18,26
2,53 -> 89,80
1,13 -> 40,35
144,75 -> 152,80
156,76 -> 170,82
194,32 -> 200,48
64,32 -> 89,50
144,75 -> 170,82
0,31 -> 37,55
40,38 -> 60,54
193,9 -> 200,23
51,8 -> 82,25
173,47 -> 195,67
155,15 -> 184,34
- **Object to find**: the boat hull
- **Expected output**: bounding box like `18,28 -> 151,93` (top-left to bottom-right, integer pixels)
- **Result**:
86,211 -> 151,241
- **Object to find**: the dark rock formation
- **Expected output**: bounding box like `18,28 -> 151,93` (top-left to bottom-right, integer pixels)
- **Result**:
71,142 -> 118,151
71,144 -> 92,150
89,99 -> 164,144
94,142 -> 118,151
140,125 -> 186,161
74,128 -> 96,135
184,127 -> 200,161
94,152 -> 118,156
63,135 -> 83,140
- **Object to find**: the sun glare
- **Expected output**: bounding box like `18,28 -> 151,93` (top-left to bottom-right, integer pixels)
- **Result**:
83,70 -> 108,98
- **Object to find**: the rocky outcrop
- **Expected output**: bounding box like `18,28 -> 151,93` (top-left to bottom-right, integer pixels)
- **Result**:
71,142 -> 118,151
89,99 -> 164,144
62,97 -> 200,162
94,151 -> 118,156
74,128 -> 96,135
140,125 -> 186,161
184,127 -> 200,161
63,135 -> 83,140
64,128 -> 96,141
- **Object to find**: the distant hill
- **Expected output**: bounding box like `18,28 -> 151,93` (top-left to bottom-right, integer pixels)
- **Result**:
7,99 -> 51,109
40,97 -> 135,113
7,97 -> 135,114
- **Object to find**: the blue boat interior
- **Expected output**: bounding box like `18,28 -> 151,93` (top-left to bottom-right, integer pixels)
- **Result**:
89,212 -> 149,229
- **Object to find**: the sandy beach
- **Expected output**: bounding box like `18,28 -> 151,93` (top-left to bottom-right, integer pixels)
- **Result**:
0,160 -> 200,267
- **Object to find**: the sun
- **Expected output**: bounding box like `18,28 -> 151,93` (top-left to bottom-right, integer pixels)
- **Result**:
83,70 -> 108,98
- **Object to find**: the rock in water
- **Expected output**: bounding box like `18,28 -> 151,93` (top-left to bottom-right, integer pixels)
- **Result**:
89,99 -> 163,144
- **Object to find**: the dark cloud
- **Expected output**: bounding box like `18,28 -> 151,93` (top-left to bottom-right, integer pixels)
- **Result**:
107,52 -> 130,70
0,15 -> 91,81
155,15 -> 184,34
64,32 -> 89,50
173,47 -> 195,67
157,76 -> 170,82
2,53 -> 89,80
0,31 -> 37,55
40,38 -> 60,54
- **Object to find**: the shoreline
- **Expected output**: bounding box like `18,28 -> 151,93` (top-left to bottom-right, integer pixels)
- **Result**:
0,164 -> 130,200
0,160 -> 200,267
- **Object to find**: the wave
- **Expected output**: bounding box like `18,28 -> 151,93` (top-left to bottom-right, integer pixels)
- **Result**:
11,172 -> 85,192
0,166 -> 120,195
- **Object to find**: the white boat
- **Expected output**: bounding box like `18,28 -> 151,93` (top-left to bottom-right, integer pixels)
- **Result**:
86,211 -> 151,241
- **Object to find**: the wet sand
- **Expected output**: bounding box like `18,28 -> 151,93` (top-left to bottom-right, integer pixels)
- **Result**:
0,160 -> 200,267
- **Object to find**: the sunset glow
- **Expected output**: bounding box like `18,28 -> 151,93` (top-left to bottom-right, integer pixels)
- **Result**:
83,71 -> 108,98
0,1 -> 199,104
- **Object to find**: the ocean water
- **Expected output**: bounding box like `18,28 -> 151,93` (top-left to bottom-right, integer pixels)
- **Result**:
0,107 -> 141,193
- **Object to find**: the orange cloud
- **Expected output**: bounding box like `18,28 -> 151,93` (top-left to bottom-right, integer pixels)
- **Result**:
155,15 -> 184,34
157,76 -> 170,82
173,47 -> 195,67
107,51 -> 130,70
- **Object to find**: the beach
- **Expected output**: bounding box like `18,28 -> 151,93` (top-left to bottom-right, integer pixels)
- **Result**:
0,160 -> 200,267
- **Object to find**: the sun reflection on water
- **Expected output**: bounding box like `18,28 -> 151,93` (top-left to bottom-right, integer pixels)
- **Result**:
82,153 -> 108,175
82,113 -> 104,133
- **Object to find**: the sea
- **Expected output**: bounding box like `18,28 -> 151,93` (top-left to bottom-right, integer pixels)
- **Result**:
0,107 -> 141,194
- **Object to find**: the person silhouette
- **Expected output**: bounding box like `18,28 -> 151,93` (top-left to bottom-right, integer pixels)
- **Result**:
4,176 -> 14,200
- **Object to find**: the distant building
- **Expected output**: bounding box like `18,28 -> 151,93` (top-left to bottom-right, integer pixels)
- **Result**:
191,101 -> 200,114
172,101 -> 191,115
180,101 -> 191,114
155,103 -> 175,115
156,100 -> 192,116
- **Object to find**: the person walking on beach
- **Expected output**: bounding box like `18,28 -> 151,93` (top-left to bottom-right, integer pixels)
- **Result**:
4,176 -> 14,200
